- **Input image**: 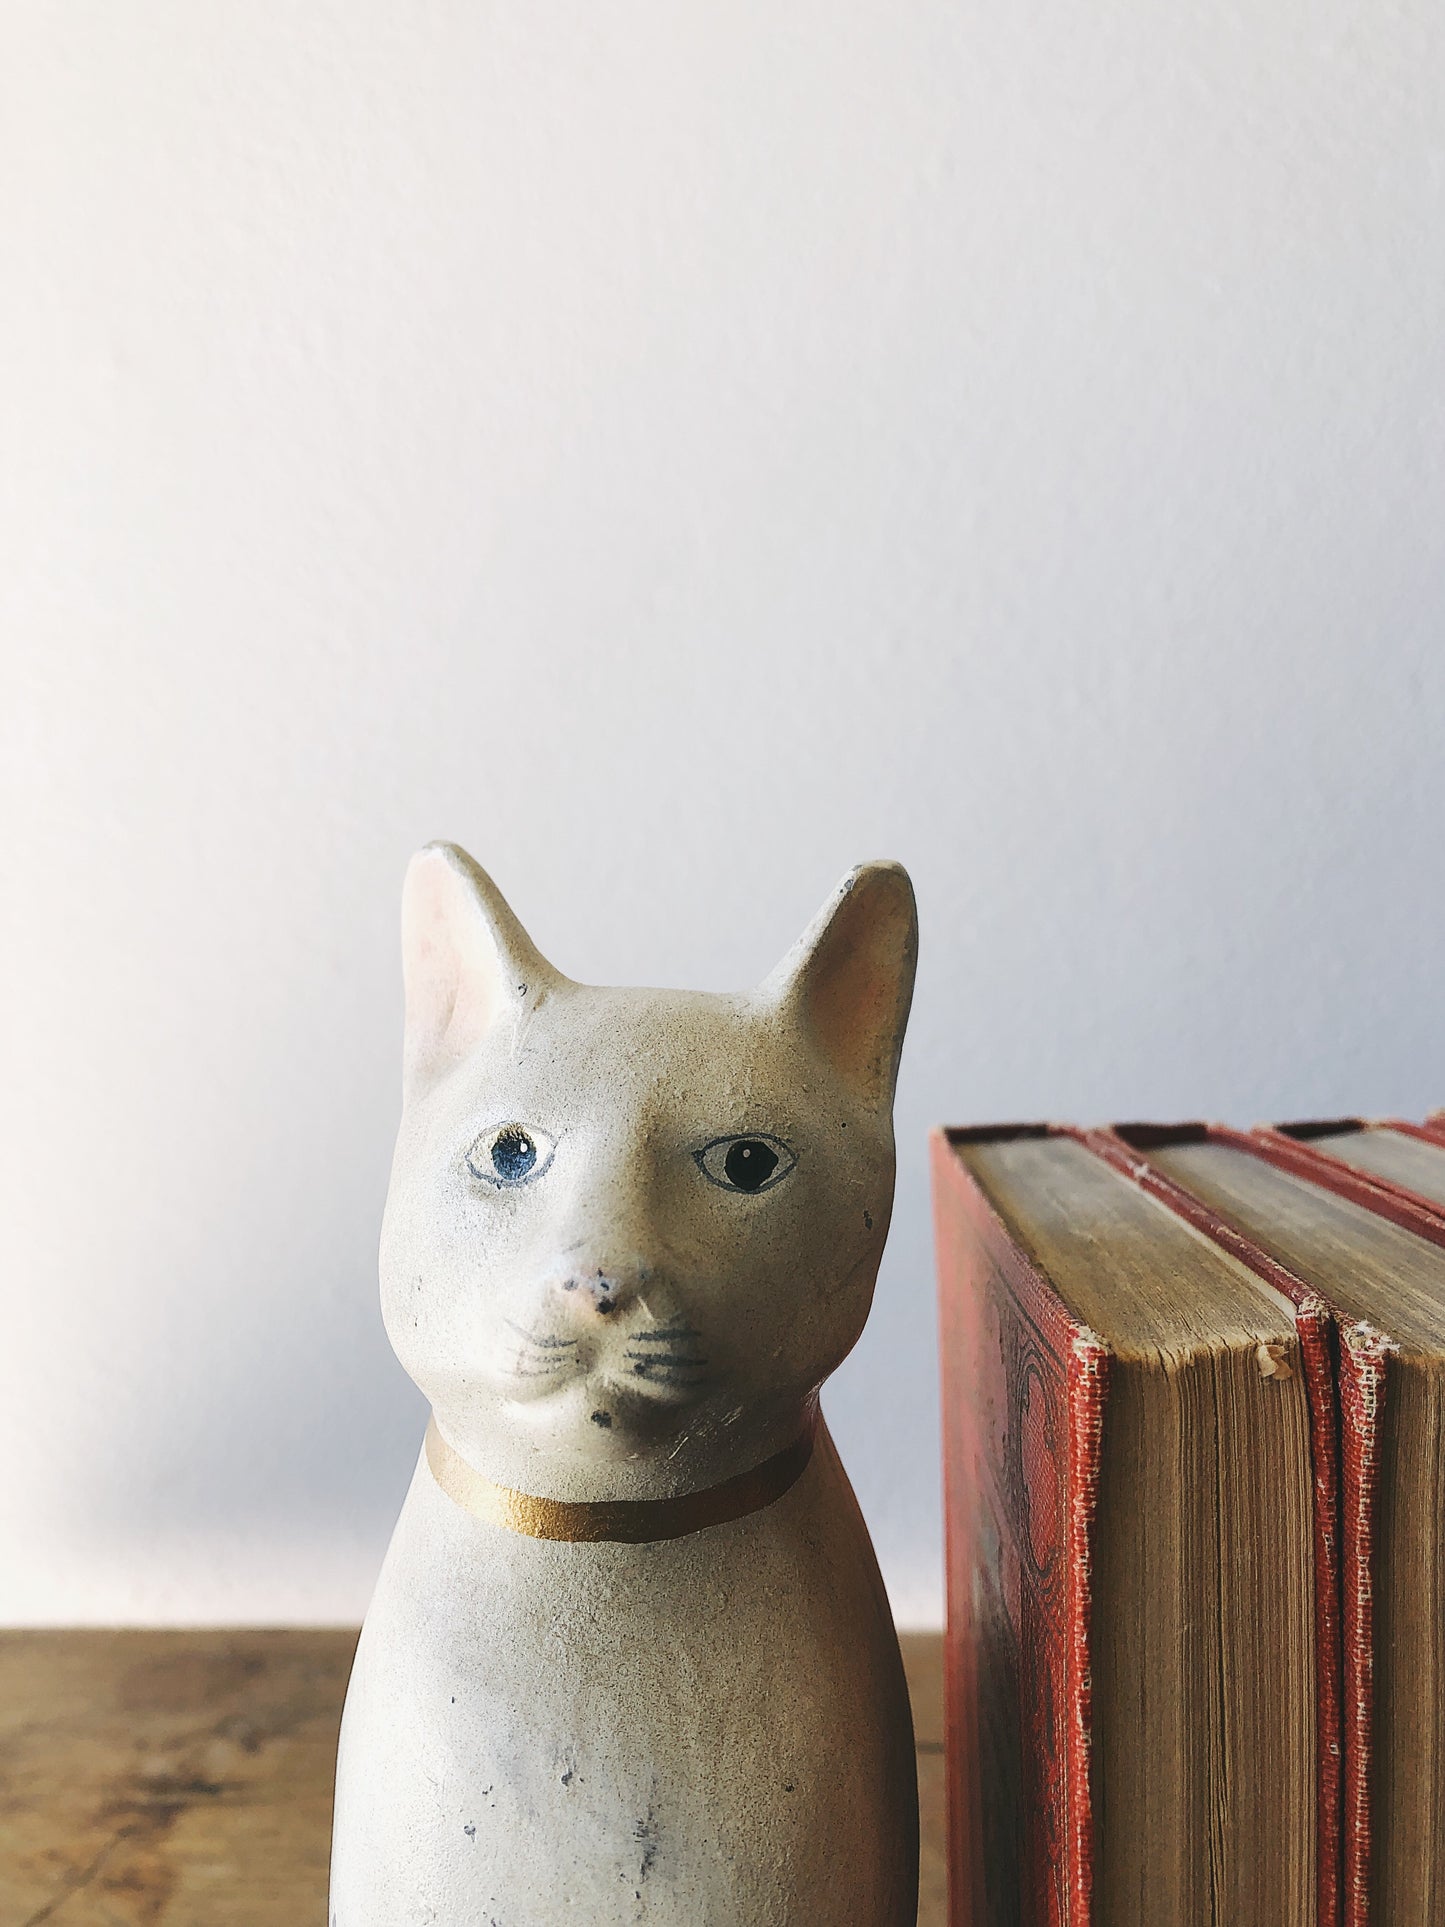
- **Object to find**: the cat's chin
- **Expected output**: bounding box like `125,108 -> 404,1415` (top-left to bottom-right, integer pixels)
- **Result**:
507,1372 -> 711,1445
487,1350 -> 714,1418
426,1375 -> 815,1502
491,1366 -> 706,1409
509,1377 -> 787,1482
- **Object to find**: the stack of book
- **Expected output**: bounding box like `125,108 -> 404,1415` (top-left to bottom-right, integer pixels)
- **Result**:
933,1115 -> 1445,1927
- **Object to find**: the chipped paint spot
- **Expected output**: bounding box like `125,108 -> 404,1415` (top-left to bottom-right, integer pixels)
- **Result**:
634,1808 -> 659,1882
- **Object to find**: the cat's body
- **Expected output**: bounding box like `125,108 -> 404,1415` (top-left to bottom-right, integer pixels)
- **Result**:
330,849 -> 920,1926
332,1426 -> 914,1924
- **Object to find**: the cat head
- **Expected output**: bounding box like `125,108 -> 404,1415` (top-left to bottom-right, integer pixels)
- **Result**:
379,844 -> 917,1503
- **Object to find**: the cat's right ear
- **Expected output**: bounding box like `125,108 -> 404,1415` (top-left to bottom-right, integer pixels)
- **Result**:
400,844 -> 560,1101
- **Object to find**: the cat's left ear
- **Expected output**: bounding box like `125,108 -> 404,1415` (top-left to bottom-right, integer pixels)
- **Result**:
762,862 -> 918,1107
399,844 -> 562,1101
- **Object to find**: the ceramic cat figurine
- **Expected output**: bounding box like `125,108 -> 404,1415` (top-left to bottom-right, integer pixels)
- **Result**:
330,845 -> 920,1926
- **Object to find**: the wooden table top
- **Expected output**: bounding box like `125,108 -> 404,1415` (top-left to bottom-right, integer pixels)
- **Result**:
0,1628 -> 946,1925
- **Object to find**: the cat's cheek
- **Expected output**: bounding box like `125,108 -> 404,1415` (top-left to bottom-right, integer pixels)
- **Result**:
380,1285 -> 479,1413
377,1197 -> 469,1395
377,1256 -> 441,1392
790,1232 -> 888,1375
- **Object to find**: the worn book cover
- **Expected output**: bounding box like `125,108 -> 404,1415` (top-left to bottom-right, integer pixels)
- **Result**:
1087,1123 -> 1347,1927
1252,1119 -> 1445,1227
934,1125 -> 1104,1927
934,1123 -> 1329,1927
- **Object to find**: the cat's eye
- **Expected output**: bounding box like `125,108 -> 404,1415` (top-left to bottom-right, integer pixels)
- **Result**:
695,1134 -> 796,1195
466,1123 -> 556,1189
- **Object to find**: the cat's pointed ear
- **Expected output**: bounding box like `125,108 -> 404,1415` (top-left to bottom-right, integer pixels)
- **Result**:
762,862 -> 918,1107
400,844 -> 561,1099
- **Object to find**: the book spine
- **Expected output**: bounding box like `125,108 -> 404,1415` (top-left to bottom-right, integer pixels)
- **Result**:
937,1136 -> 986,1927
1081,1125 -> 1344,1927
932,1130 -> 1103,1927
1248,1125 -> 1445,1240
1295,1300 -> 1346,1927
1337,1324 -> 1391,1927
1063,1329 -> 1108,1927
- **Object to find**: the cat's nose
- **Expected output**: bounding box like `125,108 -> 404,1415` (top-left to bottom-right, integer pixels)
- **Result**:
554,1265 -> 642,1320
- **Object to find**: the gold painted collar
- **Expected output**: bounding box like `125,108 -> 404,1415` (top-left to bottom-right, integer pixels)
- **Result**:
424,1409 -> 818,1545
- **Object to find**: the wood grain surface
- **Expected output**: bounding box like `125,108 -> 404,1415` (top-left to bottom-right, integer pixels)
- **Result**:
0,1629 -> 946,1925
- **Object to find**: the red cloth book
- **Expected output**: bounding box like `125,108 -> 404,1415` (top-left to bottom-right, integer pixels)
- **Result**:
934,1125 -> 1105,1927
1249,1119 -> 1445,1230
1089,1123 -> 1354,1927
934,1124 -> 1337,1927
1100,1121 -> 1445,1927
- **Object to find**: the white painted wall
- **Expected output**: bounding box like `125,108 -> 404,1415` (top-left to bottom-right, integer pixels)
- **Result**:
5,3 -> 1443,1628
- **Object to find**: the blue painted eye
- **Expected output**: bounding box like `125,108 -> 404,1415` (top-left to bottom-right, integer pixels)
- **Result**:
695,1134 -> 796,1194
466,1124 -> 555,1188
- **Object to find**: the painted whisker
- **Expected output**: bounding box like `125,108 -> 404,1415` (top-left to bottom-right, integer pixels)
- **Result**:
505,1321 -> 579,1350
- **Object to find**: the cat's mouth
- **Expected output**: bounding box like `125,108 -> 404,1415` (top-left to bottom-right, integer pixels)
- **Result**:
501,1319 -> 712,1407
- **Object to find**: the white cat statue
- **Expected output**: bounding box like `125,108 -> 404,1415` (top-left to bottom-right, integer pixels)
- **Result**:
330,845 -> 920,1926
